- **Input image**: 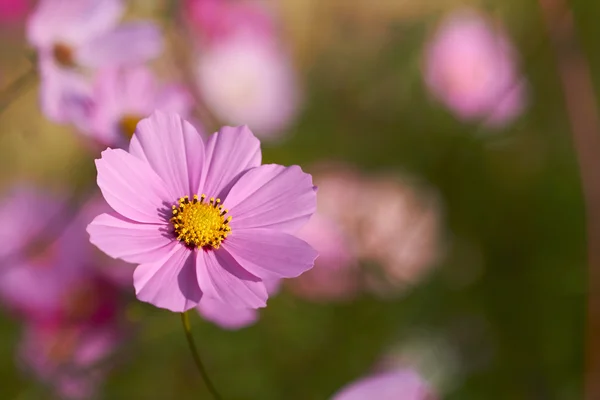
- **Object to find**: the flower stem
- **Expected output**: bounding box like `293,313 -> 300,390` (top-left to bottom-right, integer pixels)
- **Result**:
180,311 -> 223,400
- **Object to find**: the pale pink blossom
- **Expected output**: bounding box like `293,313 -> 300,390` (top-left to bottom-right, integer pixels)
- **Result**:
87,66 -> 193,148
196,31 -> 301,139
27,0 -> 162,123
424,8 -> 527,127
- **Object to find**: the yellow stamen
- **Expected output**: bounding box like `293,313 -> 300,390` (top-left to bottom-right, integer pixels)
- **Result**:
118,115 -> 142,139
170,194 -> 231,249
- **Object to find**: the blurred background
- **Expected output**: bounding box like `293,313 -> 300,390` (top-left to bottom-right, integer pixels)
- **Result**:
0,0 -> 593,398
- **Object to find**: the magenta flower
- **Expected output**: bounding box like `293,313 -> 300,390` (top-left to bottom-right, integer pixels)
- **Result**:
331,369 -> 435,400
196,31 -> 301,139
184,0 -> 276,44
17,298 -> 127,399
27,0 -> 162,123
196,279 -> 280,330
0,0 -> 31,24
87,66 -> 193,147
423,8 -> 527,127
87,111 -> 318,312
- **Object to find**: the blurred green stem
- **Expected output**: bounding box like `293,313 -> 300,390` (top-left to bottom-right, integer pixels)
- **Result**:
180,311 -> 223,400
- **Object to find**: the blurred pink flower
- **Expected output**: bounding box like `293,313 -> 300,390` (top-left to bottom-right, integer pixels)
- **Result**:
291,213 -> 360,302
87,66 -> 193,147
196,31 -> 301,139
0,0 -> 31,23
357,176 -> 443,298
331,368 -> 435,400
288,164 -> 443,301
27,0 -> 162,123
196,279 -> 281,330
0,188 -> 130,322
88,111 -> 317,312
18,307 -> 125,399
424,8 -> 527,127
0,186 -> 65,264
184,0 -> 276,44
0,189 -> 130,399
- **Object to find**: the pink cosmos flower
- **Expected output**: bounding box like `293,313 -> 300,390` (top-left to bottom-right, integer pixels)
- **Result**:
87,66 -> 193,148
27,0 -> 163,123
87,111 -> 318,312
0,189 -> 129,399
196,31 -> 301,139
331,368 -> 435,400
424,8 -> 527,127
197,279 -> 280,330
184,0 -> 276,44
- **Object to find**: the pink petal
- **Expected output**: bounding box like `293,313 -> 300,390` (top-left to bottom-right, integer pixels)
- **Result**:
196,297 -> 258,330
87,212 -> 174,264
90,66 -> 158,146
197,249 -> 267,309
201,125 -> 261,199
96,148 -> 173,223
225,164 -> 316,233
332,369 -> 434,400
128,111 -> 205,198
134,245 -> 201,312
38,55 -> 93,125
155,84 -> 194,116
76,22 -> 163,68
223,229 -> 317,280
27,0 -> 123,48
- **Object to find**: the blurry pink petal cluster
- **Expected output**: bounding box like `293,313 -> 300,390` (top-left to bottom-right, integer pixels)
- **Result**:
0,187 -> 132,399
86,66 -> 194,148
27,0 -> 163,128
423,8 -> 527,128
331,368 -> 435,400
88,111 -> 318,313
188,0 -> 302,139
290,164 -> 443,301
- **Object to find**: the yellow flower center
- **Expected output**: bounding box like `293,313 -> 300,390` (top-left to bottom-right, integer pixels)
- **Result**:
170,194 -> 232,249
118,115 -> 142,139
52,42 -> 75,68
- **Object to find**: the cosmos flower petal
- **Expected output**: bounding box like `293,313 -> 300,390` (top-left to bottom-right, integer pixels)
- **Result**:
76,22 -> 163,68
201,125 -> 261,199
87,212 -> 174,264
332,369 -> 434,400
197,249 -> 267,309
96,148 -> 173,223
222,229 -> 317,280
196,297 -> 259,330
129,111 -> 205,198
27,0 -> 124,48
38,55 -> 93,124
134,246 -> 201,312
225,164 -> 316,233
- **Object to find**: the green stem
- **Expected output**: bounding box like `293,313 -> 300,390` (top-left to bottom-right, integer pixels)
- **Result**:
180,311 -> 223,400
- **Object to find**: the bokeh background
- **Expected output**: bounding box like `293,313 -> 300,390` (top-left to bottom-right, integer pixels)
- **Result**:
0,0 -> 594,398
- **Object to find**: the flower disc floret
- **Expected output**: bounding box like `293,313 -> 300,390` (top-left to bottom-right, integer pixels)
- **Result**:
170,194 -> 231,249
